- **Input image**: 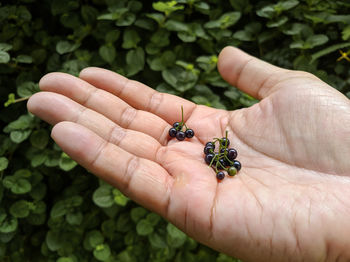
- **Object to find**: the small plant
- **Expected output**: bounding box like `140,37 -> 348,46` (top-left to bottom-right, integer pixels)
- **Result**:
168,106 -> 195,141
204,131 -> 241,180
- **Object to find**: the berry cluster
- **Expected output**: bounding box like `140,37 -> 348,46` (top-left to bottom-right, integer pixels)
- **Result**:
204,132 -> 241,180
169,106 -> 194,141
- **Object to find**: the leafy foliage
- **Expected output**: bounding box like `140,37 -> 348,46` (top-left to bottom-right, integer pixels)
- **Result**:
0,0 -> 349,261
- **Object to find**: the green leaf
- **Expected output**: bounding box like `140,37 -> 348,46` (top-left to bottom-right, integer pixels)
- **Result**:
88,230 -> 104,248
164,20 -> 189,32
204,12 -> 241,29
46,231 -> 63,251
112,189 -> 129,206
30,129 -> 49,149
279,0 -> 299,10
93,243 -> 111,261
146,213 -> 161,226
81,5 -> 98,24
256,5 -> 275,18
0,216 -> 17,233
99,45 -> 116,64
136,219 -> 154,236
131,207 -> 148,223
116,12 -> 136,26
153,1 -> 184,16
122,29 -> 141,49
267,16 -> 288,28
0,51 -> 10,64
105,30 -> 120,43
93,185 -> 114,208
17,81 -> 39,98
0,43 -> 12,52
31,152 -> 48,167
10,200 -> 30,218
146,13 -> 165,24
167,223 -> 186,248
342,25 -> 350,41
15,55 -> 33,64
10,130 -> 32,143
56,40 -> 80,55
0,157 -> 9,172
233,30 -> 253,41
305,34 -> 329,48
59,152 -> 77,171
3,176 -> 31,194
50,200 -> 67,218
126,47 -> 145,76
148,232 -> 167,248
162,67 -> 198,92
282,23 -> 308,36
66,212 -> 83,225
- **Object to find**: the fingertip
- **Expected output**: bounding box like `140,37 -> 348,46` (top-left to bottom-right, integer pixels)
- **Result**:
26,92 -> 38,113
51,121 -> 100,161
217,46 -> 250,84
79,67 -> 108,79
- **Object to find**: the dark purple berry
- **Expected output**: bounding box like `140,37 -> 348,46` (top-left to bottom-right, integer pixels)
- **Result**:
220,148 -> 227,154
176,131 -> 186,141
218,158 -> 226,169
221,138 -> 230,147
224,158 -> 232,166
173,122 -> 182,130
185,129 -> 194,138
205,142 -> 215,149
227,148 -> 237,160
233,160 -> 241,171
216,171 -> 225,180
169,128 -> 177,137
205,153 -> 215,164
204,145 -> 214,155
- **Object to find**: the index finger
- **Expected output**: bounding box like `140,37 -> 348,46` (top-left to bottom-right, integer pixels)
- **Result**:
79,67 -> 196,124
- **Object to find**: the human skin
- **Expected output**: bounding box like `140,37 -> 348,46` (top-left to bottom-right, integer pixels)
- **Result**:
27,46 -> 350,262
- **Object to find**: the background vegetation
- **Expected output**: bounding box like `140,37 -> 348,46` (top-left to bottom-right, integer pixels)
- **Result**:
0,0 -> 350,261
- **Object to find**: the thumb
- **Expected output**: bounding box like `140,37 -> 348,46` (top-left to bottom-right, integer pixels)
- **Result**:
217,46 -> 288,100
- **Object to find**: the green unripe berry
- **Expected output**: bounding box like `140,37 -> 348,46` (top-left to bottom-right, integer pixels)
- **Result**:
228,167 -> 237,176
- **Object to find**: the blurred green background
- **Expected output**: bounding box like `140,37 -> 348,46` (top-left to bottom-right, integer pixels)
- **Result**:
0,0 -> 349,261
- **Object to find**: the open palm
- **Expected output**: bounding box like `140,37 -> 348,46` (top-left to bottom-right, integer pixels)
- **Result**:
27,47 -> 350,262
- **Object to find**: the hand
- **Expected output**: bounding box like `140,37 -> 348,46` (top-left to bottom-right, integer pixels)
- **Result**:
27,46 -> 350,262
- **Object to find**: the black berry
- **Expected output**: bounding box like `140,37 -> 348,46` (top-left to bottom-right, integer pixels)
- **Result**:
204,145 -> 214,155
176,131 -> 186,141
173,122 -> 182,130
205,153 -> 215,164
218,158 -> 226,169
216,171 -> 225,180
227,148 -> 237,160
185,129 -> 194,138
220,148 -> 227,154
224,158 -> 232,166
220,138 -> 230,147
233,160 -> 241,171
169,128 -> 177,137
205,142 -> 215,149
